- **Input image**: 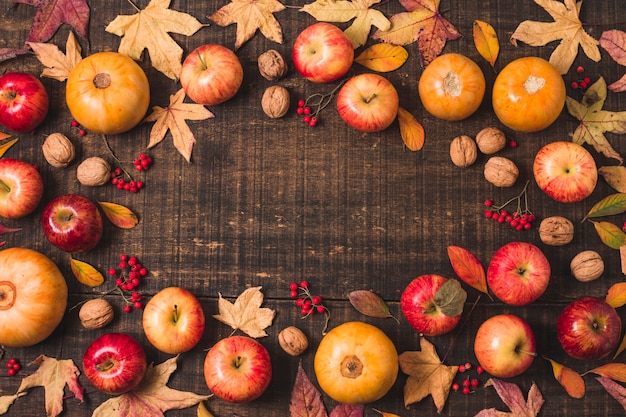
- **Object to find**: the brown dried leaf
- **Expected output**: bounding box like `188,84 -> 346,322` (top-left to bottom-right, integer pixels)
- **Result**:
289,361 -> 328,417
588,363 -> 626,383
98,201 -> 139,229
473,20 -> 499,68
93,356 -> 210,417
106,0 -> 203,80
597,377 -> 626,411
355,44 -> 408,72
15,0 -> 90,45
212,286 -> 275,338
0,393 -> 23,414
447,245 -> 488,295
599,166 -> 626,193
399,337 -> 457,413
348,290 -> 397,321
599,30 -> 626,92
329,404 -> 363,417
510,0 -> 600,74
70,257 -> 104,287
545,357 -> 585,399
475,378 -> 544,417
0,138 -> 18,158
397,107 -> 424,151
606,282 -> 626,308
144,89 -> 214,163
27,31 -> 82,81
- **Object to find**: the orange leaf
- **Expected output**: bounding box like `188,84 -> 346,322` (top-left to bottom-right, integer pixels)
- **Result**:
97,202 -> 139,229
607,282 -> 626,308
355,44 -> 408,72
545,357 -> 585,398
614,333 -> 626,359
0,132 -> 11,141
0,138 -> 18,158
397,107 -> 424,151
473,20 -> 499,68
373,409 -> 401,417
70,257 -> 104,287
588,363 -> 626,382
447,245 -> 488,295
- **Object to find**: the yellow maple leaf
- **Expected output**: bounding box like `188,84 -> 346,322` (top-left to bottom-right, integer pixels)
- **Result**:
210,0 -> 285,50
213,286 -> 275,338
144,89 -> 214,163
510,0 -> 600,74
300,0 -> 391,48
27,31 -> 82,81
105,0 -> 203,80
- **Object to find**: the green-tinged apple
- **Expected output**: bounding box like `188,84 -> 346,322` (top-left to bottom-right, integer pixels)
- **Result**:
557,296 -> 621,360
41,194 -> 103,253
474,314 -> 536,378
204,335 -> 272,403
142,286 -> 205,354
336,73 -> 399,132
180,44 -> 243,106
292,22 -> 354,83
82,333 -> 147,395
487,241 -> 550,306
400,274 -> 466,336
0,158 -> 43,219
0,72 -> 49,132
533,141 -> 597,203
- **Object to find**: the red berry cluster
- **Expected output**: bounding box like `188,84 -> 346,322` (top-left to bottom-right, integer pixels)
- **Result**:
571,66 -> 591,90
70,119 -> 87,137
110,167 -> 145,193
451,362 -> 485,395
296,80 -> 346,128
290,281 -> 327,316
5,358 -> 21,377
296,100 -> 319,127
108,254 -> 148,313
133,153 -> 153,171
483,181 -> 536,231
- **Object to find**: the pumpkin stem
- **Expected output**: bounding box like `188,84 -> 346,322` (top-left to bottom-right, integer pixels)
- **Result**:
93,73 -> 112,89
340,355 -> 363,379
0,281 -> 16,310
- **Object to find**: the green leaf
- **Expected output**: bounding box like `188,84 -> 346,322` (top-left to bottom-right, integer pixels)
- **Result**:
585,193 -> 626,219
433,279 -> 467,317
593,221 -> 626,249
348,290 -> 397,321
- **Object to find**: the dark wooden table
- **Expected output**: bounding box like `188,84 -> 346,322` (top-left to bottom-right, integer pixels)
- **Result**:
1,0 -> 626,415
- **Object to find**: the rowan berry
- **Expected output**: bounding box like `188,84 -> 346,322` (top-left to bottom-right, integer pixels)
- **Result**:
476,365 -> 484,374
123,305 -> 132,313
312,295 -> 323,305
471,379 -> 480,388
290,290 -> 298,298
509,140 -> 518,148
464,362 -> 472,371
297,99 -> 305,107
463,379 -> 471,387
484,199 -> 493,208
108,268 -> 117,276
462,386 -> 471,395
71,120 -> 79,127
576,65 -> 585,74
452,383 -> 460,391
134,302 -> 142,310
316,306 -> 325,314
300,280 -> 309,289
459,365 -> 466,373
571,81 -> 579,89
7,368 -> 15,376
289,282 -> 298,292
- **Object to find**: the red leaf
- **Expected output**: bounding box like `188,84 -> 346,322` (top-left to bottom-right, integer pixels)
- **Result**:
597,377 -> 626,411
14,0 -> 90,45
290,361 -> 328,417
475,378 -> 544,416
329,404 -> 363,417
0,48 -> 30,63
348,290 -> 397,321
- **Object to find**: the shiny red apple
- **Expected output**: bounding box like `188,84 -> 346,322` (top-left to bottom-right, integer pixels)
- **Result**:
0,158 -> 43,219
0,72 -> 49,132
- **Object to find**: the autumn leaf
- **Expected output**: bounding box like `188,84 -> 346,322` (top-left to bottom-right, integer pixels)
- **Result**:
587,363 -> 626,383
606,282 -> 626,308
213,286 -> 275,338
372,0 -> 461,67
197,401 -> 214,417
373,410 -> 400,417
70,257 -> 104,287
473,20 -> 499,68
210,0 -> 285,50
106,0 -> 203,80
0,138 -> 18,158
348,290 -> 398,321
597,377 -> 626,411
510,0 -> 600,74
399,337 -> 458,413
0,48 -> 30,64
98,201 -> 139,229
15,0 -> 90,45
0,133 -> 10,141
300,0 -> 391,49
584,193 -> 626,220
475,378 -> 544,417
544,357 -> 585,399
289,361 -> 328,417
329,404 -> 363,417
397,107 -> 425,151
447,245 -> 488,296
354,44 -> 408,72
599,30 -> 626,92
566,77 -> 626,162
599,166 -> 626,193
144,89 -> 214,163
0,393 -> 23,414
593,220 -> 626,249
27,31 -> 82,81
615,332 -> 626,359
93,356 -> 210,417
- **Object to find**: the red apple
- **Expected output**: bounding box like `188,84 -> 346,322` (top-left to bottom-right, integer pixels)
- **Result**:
142,286 -> 205,354
180,44 -> 243,106
0,158 -> 43,219
292,22 -> 354,83
82,333 -> 147,395
204,335 -> 272,403
0,72 -> 49,132
533,141 -> 597,203
400,274 -> 466,336
487,241 -> 551,306
474,313 -> 536,378
41,194 -> 103,253
557,296 -> 621,360
336,73 -> 399,132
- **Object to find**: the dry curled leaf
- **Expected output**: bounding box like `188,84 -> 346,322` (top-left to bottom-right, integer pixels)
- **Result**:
597,377 -> 626,411
473,20 -> 499,68
447,246 -> 488,296
606,282 -> 626,308
289,361 -> 328,417
545,357 -> 585,399
510,0 -> 600,74
592,220 -> 626,250
27,31 -> 82,81
475,378 -> 544,417
397,107 -> 425,151
587,363 -> 626,383
599,30 -> 626,92
213,286 -> 275,338
354,44 -> 408,72
599,166 -> 626,193
0,138 -> 18,158
98,201 -> 139,229
348,290 -> 397,321
144,89 -> 214,163
70,257 -> 104,287
16,0 -> 90,45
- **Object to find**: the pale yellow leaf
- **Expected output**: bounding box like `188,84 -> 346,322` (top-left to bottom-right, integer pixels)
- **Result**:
606,282 -> 626,308
27,31 -> 82,81
397,107 -> 424,151
197,401 -> 214,417
70,257 -> 104,287
212,286 -> 276,338
0,394 -> 23,415
473,20 -> 499,68
599,166 -> 626,193
355,44 -> 408,72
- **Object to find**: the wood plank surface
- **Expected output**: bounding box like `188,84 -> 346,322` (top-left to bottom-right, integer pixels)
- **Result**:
1,0 -> 626,415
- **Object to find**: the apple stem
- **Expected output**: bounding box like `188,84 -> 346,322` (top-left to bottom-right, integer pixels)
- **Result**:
0,180 -> 10,193
95,358 -> 115,372
518,348 -> 537,357
172,305 -> 178,323
363,93 -> 378,104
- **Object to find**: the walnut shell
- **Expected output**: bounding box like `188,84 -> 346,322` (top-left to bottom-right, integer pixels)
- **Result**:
258,50 -> 288,81
539,216 -> 574,246
278,326 -> 308,356
570,250 -> 604,282
484,156 -> 519,187
261,86 -> 290,119
476,127 -> 506,154
79,298 -> 114,329
450,135 -> 477,168
77,157 -> 111,186
42,133 -> 75,168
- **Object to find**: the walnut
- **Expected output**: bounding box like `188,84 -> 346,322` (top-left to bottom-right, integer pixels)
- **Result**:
571,250 -> 604,282
77,157 -> 111,186
278,326 -> 308,356
450,135 -> 477,168
79,298 -> 114,329
484,156 -> 518,187
261,86 -> 290,119
258,49 -> 288,81
539,216 -> 574,246
476,127 -> 506,154
42,133 -> 75,168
